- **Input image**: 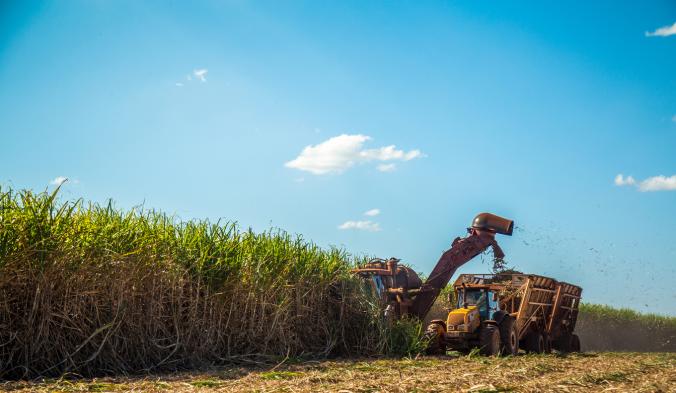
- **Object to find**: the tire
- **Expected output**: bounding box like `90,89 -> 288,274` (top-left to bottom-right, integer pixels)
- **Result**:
552,333 -> 571,353
570,334 -> 581,352
499,317 -> 519,356
424,322 -> 446,355
543,332 -> 552,353
523,331 -> 546,354
479,325 -> 501,356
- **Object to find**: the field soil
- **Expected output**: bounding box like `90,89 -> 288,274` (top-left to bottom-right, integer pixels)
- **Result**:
2,353 -> 673,393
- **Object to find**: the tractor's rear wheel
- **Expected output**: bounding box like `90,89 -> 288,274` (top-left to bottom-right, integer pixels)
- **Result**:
523,331 -> 546,353
479,325 -> 501,356
499,317 -> 519,356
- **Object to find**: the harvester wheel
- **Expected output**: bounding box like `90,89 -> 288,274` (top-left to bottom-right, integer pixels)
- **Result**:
424,322 -> 446,355
570,334 -> 581,352
479,325 -> 501,356
523,331 -> 546,353
499,317 -> 519,356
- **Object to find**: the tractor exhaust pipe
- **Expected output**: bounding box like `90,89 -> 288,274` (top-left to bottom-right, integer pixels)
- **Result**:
471,213 -> 514,236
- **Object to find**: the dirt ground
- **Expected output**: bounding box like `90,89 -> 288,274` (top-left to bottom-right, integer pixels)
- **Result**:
1,352 -> 673,393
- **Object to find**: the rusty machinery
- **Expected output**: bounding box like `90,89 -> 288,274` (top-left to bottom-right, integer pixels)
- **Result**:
353,213 -> 584,355
352,213 -> 514,320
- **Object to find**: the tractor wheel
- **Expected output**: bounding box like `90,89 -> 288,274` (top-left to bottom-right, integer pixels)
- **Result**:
479,325 -> 501,356
523,331 -> 546,353
570,334 -> 581,352
499,317 -> 519,356
424,322 -> 446,355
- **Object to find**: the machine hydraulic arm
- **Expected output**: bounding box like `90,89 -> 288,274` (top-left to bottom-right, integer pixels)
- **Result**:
409,225 -> 509,319
353,212 -> 513,320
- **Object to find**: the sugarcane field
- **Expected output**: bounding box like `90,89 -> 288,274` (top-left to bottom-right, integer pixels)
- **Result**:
1,2 -> 675,392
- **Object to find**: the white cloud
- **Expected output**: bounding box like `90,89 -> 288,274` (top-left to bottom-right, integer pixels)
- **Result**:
672,114 -> 676,123
360,145 -> 422,161
286,134 -> 368,175
338,220 -> 381,232
50,176 -> 68,186
193,69 -> 208,82
377,163 -> 396,172
614,174 -> 636,186
285,134 -> 423,175
178,68 -> 208,86
614,173 -> 676,192
638,175 -> 676,192
364,208 -> 380,217
645,22 -> 676,37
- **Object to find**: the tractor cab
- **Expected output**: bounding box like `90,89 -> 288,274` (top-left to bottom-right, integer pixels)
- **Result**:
445,287 -> 501,334
457,288 -> 500,320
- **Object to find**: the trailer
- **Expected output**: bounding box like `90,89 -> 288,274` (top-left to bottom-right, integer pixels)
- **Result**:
426,273 -> 582,355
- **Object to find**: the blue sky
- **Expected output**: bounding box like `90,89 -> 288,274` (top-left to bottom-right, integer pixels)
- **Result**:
1,1 -> 675,314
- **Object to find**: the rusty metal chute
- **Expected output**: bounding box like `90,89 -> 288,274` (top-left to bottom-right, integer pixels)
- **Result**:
471,213 -> 514,236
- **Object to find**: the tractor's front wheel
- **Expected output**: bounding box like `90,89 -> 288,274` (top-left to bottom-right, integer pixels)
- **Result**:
479,325 -> 501,356
424,321 -> 446,355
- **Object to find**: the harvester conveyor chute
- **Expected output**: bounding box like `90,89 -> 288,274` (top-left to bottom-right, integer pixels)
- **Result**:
352,212 -> 514,320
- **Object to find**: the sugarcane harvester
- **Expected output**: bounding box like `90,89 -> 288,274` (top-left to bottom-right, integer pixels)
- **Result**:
352,213 -> 583,355
353,213 -> 513,320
